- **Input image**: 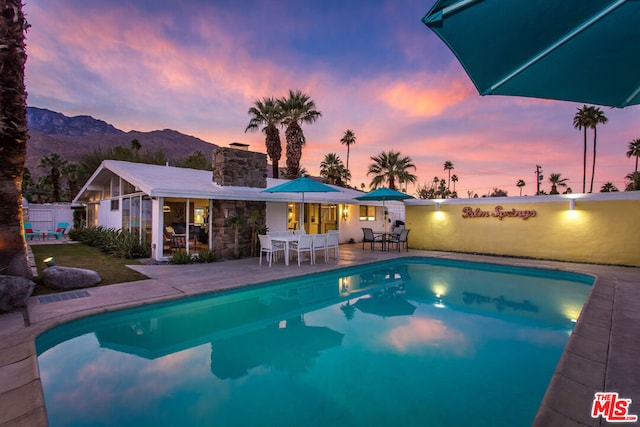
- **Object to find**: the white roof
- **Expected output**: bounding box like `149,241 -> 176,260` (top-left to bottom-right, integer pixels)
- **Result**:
73,160 -> 369,204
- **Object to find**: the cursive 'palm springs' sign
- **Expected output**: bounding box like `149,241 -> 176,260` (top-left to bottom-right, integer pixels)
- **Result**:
461,206 -> 537,220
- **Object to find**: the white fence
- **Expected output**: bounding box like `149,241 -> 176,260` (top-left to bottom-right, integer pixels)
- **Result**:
24,203 -> 74,233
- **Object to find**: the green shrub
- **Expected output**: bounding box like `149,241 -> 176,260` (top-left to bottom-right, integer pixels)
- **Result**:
195,249 -> 217,263
69,226 -> 150,259
169,251 -> 192,264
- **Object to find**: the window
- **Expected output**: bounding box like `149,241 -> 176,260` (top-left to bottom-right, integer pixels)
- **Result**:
110,199 -> 119,211
359,205 -> 376,221
110,177 -> 120,197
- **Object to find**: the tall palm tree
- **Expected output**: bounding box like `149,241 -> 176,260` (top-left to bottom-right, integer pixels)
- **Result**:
587,106 -> 608,193
278,90 -> 322,178
367,150 -> 417,190
600,182 -> 618,192
548,173 -> 569,195
340,129 -> 356,176
443,160 -> 454,193
62,162 -> 80,201
517,179 -> 526,196
245,97 -> 283,178
451,174 -> 458,195
626,138 -> 640,174
319,153 -> 350,186
0,0 -> 31,277
39,153 -> 68,202
573,105 -> 591,193
625,172 -> 640,191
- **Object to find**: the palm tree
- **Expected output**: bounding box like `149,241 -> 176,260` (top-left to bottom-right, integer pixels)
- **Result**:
625,172 -> 640,191
61,162 -> 80,201
443,160 -> 454,193
587,106 -> 608,193
320,153 -> 350,186
451,174 -> 458,195
0,0 -> 31,277
548,173 -> 569,195
245,97 -> 283,178
39,153 -> 68,202
278,90 -> 322,178
626,138 -> 640,174
367,150 -> 417,190
340,129 -> 356,177
573,105 -> 591,193
517,179 -> 526,196
600,182 -> 618,192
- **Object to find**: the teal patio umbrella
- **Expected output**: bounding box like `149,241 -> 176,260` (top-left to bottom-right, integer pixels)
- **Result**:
262,176 -> 340,231
423,1 -> 640,108
354,187 -> 414,231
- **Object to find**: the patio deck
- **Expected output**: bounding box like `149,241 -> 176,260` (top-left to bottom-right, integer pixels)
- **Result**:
1,244 -> 638,426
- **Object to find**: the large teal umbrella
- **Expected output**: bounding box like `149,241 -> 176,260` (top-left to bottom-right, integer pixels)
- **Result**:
262,176 -> 340,230
355,188 -> 414,231
423,1 -> 640,108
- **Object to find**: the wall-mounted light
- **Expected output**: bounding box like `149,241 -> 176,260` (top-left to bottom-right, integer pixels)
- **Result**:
43,257 -> 56,267
163,205 -> 171,213
435,202 -> 441,212
341,205 -> 349,221
569,199 -> 576,211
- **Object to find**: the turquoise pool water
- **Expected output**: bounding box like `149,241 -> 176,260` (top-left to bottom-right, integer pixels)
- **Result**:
36,258 -> 593,427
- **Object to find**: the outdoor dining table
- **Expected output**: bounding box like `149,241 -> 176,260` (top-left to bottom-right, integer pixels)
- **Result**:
372,231 -> 394,251
268,234 -> 300,266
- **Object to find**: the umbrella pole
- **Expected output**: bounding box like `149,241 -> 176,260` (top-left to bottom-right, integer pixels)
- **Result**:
300,192 -> 305,232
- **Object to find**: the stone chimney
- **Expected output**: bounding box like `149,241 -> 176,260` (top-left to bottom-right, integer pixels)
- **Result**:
212,146 -> 267,188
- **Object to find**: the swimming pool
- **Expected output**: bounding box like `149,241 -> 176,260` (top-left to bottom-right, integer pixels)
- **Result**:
36,257 -> 593,426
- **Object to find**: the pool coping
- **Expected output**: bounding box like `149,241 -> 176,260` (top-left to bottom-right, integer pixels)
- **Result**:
1,246 -> 638,426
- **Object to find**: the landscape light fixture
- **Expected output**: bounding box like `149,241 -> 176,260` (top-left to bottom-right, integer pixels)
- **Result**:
43,257 -> 56,267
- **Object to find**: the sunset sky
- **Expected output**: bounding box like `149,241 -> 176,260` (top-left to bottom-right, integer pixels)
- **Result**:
24,0 -> 640,196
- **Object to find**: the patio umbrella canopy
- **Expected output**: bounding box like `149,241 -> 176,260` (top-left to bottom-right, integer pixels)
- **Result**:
423,0 -> 640,108
354,187 -> 414,231
262,176 -> 340,231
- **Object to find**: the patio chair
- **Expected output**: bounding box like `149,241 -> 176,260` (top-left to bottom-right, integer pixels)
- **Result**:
388,229 -> 410,252
47,222 -> 69,239
312,234 -> 328,263
24,222 -> 40,240
361,227 -> 383,250
259,234 -> 284,267
291,234 -> 314,266
326,231 -> 340,260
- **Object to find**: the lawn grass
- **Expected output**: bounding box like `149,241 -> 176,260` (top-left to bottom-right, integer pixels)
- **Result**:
30,243 -> 149,295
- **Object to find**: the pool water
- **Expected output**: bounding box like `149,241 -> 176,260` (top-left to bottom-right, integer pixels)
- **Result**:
36,258 -> 593,427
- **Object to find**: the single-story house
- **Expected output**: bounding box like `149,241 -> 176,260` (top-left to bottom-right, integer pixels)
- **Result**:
72,146 -> 403,261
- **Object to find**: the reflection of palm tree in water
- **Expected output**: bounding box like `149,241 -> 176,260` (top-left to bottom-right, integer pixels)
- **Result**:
340,301 -> 356,320
210,315 -> 344,380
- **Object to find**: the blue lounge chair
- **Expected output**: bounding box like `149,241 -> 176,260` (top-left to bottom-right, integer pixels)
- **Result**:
24,222 -> 40,240
47,222 -> 69,239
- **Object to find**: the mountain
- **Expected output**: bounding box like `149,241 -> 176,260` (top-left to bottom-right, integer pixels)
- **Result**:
26,107 -> 220,175
27,107 -> 123,136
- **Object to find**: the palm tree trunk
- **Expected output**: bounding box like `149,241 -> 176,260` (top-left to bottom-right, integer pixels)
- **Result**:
582,128 -> 587,193
0,0 -> 32,278
285,124 -> 304,178
590,127 -> 597,193
346,145 -> 350,173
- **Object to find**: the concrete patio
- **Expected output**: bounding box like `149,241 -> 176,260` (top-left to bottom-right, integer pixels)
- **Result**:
1,244 -> 638,426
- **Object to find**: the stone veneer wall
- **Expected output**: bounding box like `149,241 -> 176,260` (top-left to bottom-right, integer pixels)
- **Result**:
211,200 -> 266,259
212,147 -> 267,188
211,147 -> 268,259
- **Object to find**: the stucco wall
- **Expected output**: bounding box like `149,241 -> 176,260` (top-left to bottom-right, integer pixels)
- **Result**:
405,194 -> 640,267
